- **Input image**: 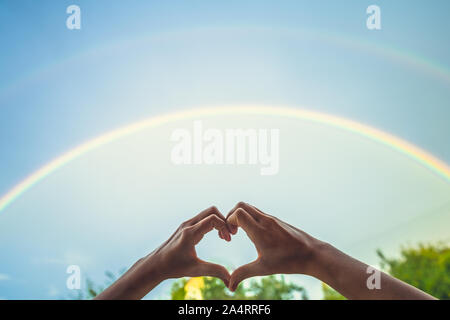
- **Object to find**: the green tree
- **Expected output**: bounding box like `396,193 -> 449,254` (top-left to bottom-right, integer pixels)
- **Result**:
170,278 -> 188,300
74,242 -> 450,300
69,269 -> 125,300
321,283 -> 346,300
377,242 -> 450,300
170,275 -> 308,300
321,242 -> 450,300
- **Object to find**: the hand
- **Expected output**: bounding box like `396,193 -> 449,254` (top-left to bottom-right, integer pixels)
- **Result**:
150,206 -> 233,286
226,202 -> 323,291
95,206 -> 233,299
97,203 -> 436,300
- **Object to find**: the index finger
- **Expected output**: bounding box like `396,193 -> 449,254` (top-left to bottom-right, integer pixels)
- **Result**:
186,206 -> 232,238
227,202 -> 269,222
189,214 -> 231,243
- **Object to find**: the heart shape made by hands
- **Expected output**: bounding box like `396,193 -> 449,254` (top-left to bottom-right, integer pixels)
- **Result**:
191,203 -> 263,291
192,202 -> 310,291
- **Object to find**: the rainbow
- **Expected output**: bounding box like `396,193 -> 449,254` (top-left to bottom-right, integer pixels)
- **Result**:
0,105 -> 449,213
2,26 -> 450,99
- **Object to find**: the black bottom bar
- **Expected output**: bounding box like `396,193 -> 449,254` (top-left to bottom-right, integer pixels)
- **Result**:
0,300 -> 445,318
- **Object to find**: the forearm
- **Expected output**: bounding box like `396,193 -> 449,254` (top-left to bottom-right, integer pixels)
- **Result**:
95,255 -> 164,300
308,241 -> 436,300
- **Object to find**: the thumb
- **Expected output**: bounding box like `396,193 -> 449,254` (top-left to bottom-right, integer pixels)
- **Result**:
227,208 -> 259,242
229,261 -> 263,292
195,260 -> 231,287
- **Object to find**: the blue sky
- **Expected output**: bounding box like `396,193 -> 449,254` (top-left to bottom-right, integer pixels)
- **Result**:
0,1 -> 449,299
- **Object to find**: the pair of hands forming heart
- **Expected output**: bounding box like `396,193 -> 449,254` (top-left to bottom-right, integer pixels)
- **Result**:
96,202 -> 437,300
144,202 -> 320,292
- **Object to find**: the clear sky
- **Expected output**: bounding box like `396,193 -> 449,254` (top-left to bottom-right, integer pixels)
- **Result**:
0,1 -> 449,299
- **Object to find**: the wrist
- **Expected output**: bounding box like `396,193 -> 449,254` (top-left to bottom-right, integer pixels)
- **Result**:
136,252 -> 167,284
95,254 -> 165,300
308,240 -> 348,287
302,238 -> 336,279
115,253 -> 166,299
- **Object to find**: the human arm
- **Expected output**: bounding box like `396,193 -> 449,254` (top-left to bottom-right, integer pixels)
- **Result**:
95,206 -> 232,300
226,202 -> 436,300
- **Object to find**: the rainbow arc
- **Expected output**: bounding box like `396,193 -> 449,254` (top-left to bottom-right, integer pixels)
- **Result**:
0,105 -> 449,213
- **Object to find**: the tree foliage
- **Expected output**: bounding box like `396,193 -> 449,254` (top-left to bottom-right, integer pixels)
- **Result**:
69,269 -> 125,300
377,242 -> 450,300
321,242 -> 450,300
170,275 -> 308,300
73,242 -> 449,300
321,283 -> 346,300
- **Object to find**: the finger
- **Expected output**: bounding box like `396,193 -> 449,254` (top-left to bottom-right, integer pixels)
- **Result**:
186,206 -> 231,238
227,208 -> 259,240
246,203 -> 297,230
229,261 -> 263,291
190,214 -> 231,242
196,261 -> 231,287
219,230 -> 228,241
245,203 -> 272,218
227,220 -> 238,235
188,206 -> 225,225
227,202 -> 267,222
237,203 -> 278,229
